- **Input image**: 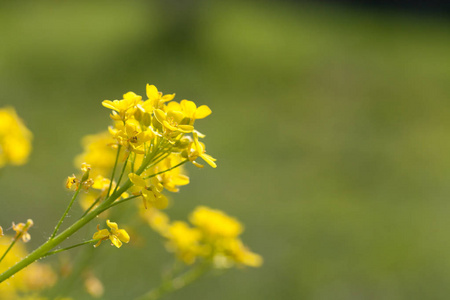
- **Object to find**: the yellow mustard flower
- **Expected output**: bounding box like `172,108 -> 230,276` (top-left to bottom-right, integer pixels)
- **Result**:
65,174 -> 79,190
140,84 -> 175,112
12,219 -> 34,243
182,132 -> 217,168
93,220 -> 130,248
0,226 -> 3,238
110,119 -> 153,154
189,206 -> 242,239
179,100 -> 212,125
154,109 -> 194,134
0,107 -> 32,168
129,173 -> 168,209
102,92 -> 142,121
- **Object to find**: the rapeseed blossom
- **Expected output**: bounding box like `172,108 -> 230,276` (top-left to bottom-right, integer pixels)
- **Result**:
0,107 -> 32,168
93,220 -> 130,248
147,206 -> 262,268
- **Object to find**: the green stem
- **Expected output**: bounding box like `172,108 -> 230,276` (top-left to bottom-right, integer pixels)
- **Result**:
144,160 -> 188,179
136,263 -> 210,300
113,152 -> 130,194
80,195 -> 102,219
43,240 -> 96,257
50,186 -> 82,239
107,195 -> 140,209
106,145 -> 122,199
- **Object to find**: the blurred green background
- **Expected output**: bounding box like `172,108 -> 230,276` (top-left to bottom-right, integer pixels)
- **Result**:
2,0 -> 450,299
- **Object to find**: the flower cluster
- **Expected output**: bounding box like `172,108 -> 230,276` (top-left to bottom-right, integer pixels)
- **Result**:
146,206 -> 262,268
0,107 -> 32,168
74,84 -> 216,213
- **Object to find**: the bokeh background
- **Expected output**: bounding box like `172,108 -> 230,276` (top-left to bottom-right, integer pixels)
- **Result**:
2,0 -> 450,299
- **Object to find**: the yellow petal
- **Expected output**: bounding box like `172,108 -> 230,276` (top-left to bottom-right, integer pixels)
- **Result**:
117,229 -> 130,243
154,195 -> 169,210
129,173 -> 146,188
177,125 -> 194,133
195,105 -> 212,119
106,220 -> 119,231
201,153 -> 217,168
146,84 -> 159,101
109,235 -> 123,248
161,93 -> 175,102
102,100 -> 118,111
180,100 -> 197,117
154,109 -> 166,124
172,174 -> 190,186
93,229 -> 110,240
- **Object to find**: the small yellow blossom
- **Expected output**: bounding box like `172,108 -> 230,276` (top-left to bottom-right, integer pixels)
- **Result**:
0,226 -> 3,238
110,119 -> 153,154
102,92 -> 142,121
12,219 -> 34,243
183,132 -> 217,168
129,173 -> 168,209
141,84 -> 175,112
93,220 -> 130,248
154,109 -> 194,134
66,174 -> 79,190
180,100 -> 212,125
0,107 -> 33,168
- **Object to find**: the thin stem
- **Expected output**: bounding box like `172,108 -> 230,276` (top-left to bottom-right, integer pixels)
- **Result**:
43,240 -> 96,258
0,237 -> 19,264
106,145 -> 122,199
144,160 -> 188,179
80,195 -> 102,219
135,262 -> 210,300
113,152 -> 130,194
107,195 -> 140,209
50,186 -> 82,239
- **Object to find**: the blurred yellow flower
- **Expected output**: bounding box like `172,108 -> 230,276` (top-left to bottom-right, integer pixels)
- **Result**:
0,107 -> 32,168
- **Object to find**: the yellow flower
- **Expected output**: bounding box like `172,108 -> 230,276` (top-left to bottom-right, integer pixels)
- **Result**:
12,219 -> 34,243
0,107 -> 32,168
165,221 -> 203,264
183,132 -> 217,168
154,109 -> 194,134
190,206 -> 242,239
154,155 -> 190,192
110,119 -> 153,154
128,173 -> 168,209
102,91 -> 142,121
93,220 -> 130,248
141,84 -> 175,112
180,100 -> 212,125
0,226 -> 3,238
65,174 -> 79,190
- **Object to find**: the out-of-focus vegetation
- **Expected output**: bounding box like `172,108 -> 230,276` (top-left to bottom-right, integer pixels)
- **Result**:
1,0 -> 450,299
